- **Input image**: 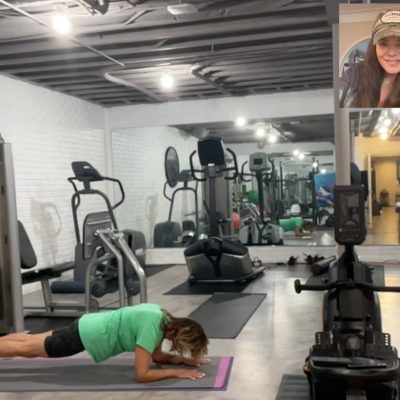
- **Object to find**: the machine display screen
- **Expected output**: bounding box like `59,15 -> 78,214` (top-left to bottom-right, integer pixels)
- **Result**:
253,158 -> 263,165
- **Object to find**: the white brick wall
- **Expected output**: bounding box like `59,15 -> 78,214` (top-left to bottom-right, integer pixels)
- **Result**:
112,126 -> 199,246
0,73 -> 204,283
0,74 -> 106,271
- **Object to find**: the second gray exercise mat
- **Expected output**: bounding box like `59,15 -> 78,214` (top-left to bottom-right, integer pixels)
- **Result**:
189,292 -> 267,338
275,374 -> 310,400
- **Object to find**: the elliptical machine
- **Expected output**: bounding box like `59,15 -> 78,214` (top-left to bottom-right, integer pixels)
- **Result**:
189,135 -> 238,237
51,162 -> 147,311
295,185 -> 400,399
184,136 -> 266,284
154,146 -> 198,247
239,152 -> 284,245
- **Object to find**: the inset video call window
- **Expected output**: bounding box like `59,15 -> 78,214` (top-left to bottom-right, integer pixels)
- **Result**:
339,4 -> 400,108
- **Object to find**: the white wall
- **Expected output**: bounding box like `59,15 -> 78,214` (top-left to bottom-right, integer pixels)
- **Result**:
0,72 -> 334,276
0,74 -> 106,270
112,126 -> 198,246
106,89 -> 334,129
354,136 -> 400,170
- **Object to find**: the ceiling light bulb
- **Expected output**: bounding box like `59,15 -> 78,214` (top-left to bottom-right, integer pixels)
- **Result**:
236,117 -> 247,127
167,3 -> 198,15
160,73 -> 175,90
380,132 -> 389,140
312,161 -> 318,169
268,134 -> 277,143
378,126 -> 389,135
321,168 -> 327,174
52,13 -> 72,35
255,128 -> 266,138
293,149 -> 300,157
298,152 -> 305,160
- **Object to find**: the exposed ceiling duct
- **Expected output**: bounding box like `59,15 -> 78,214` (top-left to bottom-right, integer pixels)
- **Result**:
0,0 -> 333,108
77,0 -> 111,15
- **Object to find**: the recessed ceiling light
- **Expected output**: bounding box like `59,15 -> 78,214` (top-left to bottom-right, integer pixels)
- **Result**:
321,168 -> 327,174
160,73 -> 175,90
52,13 -> 72,35
378,126 -> 388,135
268,134 -> 277,143
255,128 -> 266,138
293,149 -> 300,157
380,131 -> 389,140
383,118 -> 392,127
167,3 -> 198,15
236,116 -> 247,127
298,152 -> 305,160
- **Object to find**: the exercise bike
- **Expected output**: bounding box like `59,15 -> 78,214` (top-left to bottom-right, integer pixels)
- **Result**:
295,185 -> 400,399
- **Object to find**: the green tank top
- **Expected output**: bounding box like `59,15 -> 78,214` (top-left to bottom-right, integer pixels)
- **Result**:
78,303 -> 165,363
279,217 -> 304,232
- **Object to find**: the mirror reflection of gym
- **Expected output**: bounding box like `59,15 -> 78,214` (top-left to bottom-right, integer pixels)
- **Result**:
352,109 -> 400,245
111,117 -> 335,249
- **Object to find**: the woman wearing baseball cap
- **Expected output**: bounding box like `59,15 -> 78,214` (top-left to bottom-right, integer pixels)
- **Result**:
341,9 -> 400,107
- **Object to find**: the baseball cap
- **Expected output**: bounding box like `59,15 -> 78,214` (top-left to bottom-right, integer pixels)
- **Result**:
372,9 -> 400,45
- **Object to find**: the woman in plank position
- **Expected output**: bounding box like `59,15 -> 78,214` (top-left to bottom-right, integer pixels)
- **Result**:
0,303 -> 210,383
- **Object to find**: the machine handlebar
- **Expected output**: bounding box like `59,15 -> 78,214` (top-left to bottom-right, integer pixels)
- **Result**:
189,150 -> 207,182
189,148 -> 238,181
68,175 -> 125,210
294,279 -> 400,294
240,161 -> 253,182
224,148 -> 239,180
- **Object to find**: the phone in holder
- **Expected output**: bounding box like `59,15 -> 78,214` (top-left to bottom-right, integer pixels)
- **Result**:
334,185 -> 366,245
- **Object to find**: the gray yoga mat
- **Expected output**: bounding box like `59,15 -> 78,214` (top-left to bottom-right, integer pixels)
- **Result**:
275,375 -> 310,400
189,292 -> 267,338
144,264 -> 175,278
164,280 -> 249,295
0,356 -> 233,392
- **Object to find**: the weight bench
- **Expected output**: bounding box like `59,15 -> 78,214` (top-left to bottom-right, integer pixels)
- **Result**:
19,221 -> 75,312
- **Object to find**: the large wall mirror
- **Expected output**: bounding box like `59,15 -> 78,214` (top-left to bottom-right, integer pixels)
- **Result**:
351,109 -> 400,245
111,113 -> 336,249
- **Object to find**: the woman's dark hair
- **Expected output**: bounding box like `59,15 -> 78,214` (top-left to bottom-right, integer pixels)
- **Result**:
350,39 -> 400,107
302,221 -> 315,232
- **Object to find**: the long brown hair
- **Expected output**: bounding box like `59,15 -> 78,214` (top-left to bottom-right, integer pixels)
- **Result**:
350,39 -> 400,107
162,309 -> 208,359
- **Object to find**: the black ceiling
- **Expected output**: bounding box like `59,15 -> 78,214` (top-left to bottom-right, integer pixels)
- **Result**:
0,0 -> 333,107
350,110 -> 400,139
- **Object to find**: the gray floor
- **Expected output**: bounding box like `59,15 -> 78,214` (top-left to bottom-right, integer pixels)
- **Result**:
6,263 -> 400,400
365,206 -> 400,245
